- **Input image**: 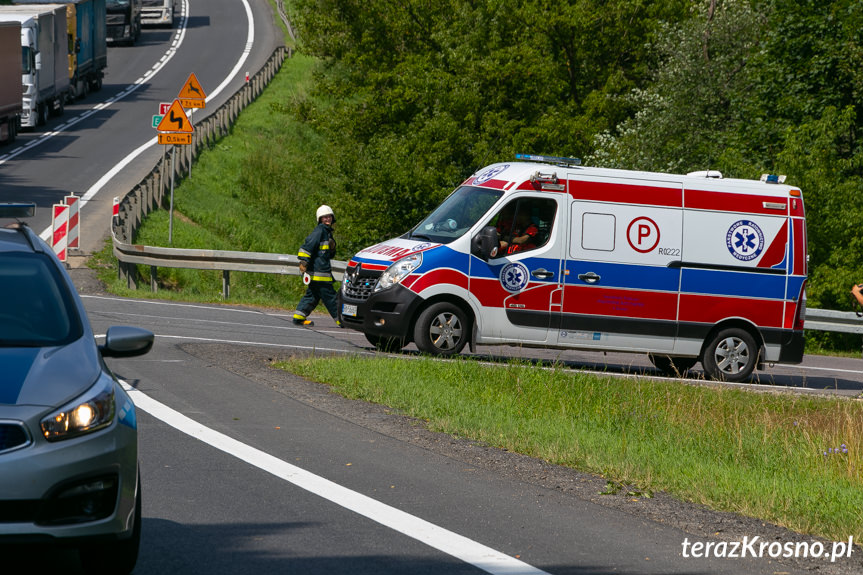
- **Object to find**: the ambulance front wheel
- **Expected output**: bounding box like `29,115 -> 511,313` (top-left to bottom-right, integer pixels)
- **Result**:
414,302 -> 469,356
702,328 -> 759,382
365,333 -> 405,352
648,354 -> 697,376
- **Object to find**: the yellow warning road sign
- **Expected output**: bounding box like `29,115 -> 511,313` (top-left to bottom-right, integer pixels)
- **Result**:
178,73 -> 207,100
158,133 -> 192,145
155,100 -> 193,133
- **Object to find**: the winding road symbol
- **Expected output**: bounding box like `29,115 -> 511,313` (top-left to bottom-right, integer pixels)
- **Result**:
155,100 -> 193,133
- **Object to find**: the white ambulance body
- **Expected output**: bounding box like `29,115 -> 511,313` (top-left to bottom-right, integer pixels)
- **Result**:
338,155 -> 807,381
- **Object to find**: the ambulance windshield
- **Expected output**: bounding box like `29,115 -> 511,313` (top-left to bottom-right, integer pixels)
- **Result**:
411,186 -> 503,244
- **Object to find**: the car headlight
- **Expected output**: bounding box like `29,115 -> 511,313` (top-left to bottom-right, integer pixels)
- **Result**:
375,253 -> 422,292
41,379 -> 116,442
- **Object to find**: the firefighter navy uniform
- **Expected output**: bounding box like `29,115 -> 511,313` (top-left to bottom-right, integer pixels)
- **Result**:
293,206 -> 341,327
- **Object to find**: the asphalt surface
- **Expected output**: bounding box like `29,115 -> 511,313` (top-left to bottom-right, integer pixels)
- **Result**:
62,264 -> 863,575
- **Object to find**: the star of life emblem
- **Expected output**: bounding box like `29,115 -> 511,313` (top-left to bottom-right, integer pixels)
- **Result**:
474,164 -> 509,184
726,220 -> 764,262
499,262 -> 530,293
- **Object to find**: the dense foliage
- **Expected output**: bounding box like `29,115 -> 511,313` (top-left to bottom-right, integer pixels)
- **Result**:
287,0 -> 863,319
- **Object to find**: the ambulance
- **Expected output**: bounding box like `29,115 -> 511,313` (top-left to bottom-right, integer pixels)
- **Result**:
338,154 -> 807,382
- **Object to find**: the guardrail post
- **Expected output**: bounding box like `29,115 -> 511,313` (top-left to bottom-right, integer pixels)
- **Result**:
222,270 -> 230,299
150,266 -> 158,293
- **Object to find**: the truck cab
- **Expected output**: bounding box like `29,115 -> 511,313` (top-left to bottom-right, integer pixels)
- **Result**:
106,0 -> 141,45
141,0 -> 175,27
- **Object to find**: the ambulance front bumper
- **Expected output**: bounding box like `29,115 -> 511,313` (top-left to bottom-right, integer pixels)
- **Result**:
338,284 -> 422,342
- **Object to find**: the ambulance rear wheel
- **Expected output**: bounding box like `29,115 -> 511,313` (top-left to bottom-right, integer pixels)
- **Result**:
365,333 -> 405,352
414,302 -> 468,356
702,328 -> 758,382
648,354 -> 697,376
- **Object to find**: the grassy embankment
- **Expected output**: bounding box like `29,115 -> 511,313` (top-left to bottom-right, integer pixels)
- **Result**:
89,19 -> 862,545
282,355 -> 863,543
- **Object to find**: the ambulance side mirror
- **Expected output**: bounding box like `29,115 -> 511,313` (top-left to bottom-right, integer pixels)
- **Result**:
472,226 -> 500,261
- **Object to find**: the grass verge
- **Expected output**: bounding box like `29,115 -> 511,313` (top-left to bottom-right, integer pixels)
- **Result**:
278,354 -> 863,543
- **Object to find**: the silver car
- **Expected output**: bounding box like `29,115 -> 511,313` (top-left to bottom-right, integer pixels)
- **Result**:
0,204 -> 153,573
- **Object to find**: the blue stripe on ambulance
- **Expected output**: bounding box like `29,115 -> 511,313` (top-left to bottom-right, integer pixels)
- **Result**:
562,261 -> 681,292
680,268 -> 788,298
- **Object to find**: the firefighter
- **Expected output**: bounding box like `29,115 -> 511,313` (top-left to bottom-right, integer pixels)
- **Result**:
293,205 -> 341,327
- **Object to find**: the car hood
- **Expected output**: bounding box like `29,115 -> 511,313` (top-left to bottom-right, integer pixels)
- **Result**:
0,337 -> 101,407
351,238 -> 441,266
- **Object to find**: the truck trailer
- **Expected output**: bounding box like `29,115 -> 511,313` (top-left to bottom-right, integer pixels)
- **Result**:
0,20 -> 23,144
12,0 -> 108,100
0,4 -> 70,128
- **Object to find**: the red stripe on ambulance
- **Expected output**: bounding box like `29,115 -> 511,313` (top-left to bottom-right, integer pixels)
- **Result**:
409,268 -> 469,295
562,287 -> 678,320
569,180 -> 682,207
685,189 -> 791,216
757,219 -> 788,269
679,294 -> 784,327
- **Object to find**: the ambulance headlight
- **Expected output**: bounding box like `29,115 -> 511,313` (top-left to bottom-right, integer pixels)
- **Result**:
375,253 -> 422,292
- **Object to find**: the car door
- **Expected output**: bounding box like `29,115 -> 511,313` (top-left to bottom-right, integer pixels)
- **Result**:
468,194 -> 563,345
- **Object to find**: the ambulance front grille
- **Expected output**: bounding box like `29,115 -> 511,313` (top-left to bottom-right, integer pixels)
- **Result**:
342,270 -> 380,301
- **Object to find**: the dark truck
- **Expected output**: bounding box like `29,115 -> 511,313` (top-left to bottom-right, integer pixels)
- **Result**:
106,0 -> 140,45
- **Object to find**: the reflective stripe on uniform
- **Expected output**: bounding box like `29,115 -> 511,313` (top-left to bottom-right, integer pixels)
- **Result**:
311,275 -> 334,282
293,312 -> 307,320
298,249 -> 312,258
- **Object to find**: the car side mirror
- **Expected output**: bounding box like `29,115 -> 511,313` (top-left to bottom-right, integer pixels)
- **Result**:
471,226 -> 500,261
100,326 -> 154,358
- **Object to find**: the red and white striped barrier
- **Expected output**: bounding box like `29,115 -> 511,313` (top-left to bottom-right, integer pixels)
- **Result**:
113,196 -> 119,219
64,194 -> 80,249
52,203 -> 69,262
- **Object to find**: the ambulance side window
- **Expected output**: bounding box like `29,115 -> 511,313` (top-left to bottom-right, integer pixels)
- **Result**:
581,212 -> 616,251
488,198 -> 556,256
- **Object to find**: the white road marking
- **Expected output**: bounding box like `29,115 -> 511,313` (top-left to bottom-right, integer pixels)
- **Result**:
31,0 -> 257,243
121,382 -> 550,575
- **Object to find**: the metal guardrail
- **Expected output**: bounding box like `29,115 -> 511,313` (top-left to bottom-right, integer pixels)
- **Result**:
112,235 -> 863,333
802,308 -> 863,334
112,236 -> 346,298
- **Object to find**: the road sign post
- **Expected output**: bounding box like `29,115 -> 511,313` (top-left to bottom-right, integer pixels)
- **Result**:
154,100 -> 194,244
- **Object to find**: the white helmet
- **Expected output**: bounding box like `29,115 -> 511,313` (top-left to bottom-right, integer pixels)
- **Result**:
316,204 -> 335,223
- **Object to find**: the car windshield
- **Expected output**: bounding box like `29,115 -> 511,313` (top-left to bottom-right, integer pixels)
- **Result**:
141,0 -> 166,6
410,186 -> 503,244
0,253 -> 83,347
106,0 -> 130,6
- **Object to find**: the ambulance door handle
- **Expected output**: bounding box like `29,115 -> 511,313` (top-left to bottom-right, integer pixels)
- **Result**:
578,272 -> 601,284
531,268 -> 554,280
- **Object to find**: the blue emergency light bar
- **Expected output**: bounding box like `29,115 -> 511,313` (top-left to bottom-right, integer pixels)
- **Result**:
516,153 -> 582,167
760,174 -> 787,184
0,203 -> 36,218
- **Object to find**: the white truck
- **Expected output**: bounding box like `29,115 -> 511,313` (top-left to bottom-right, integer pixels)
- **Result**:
12,0 -> 108,100
0,4 -> 70,128
0,21 -> 23,144
141,0 -> 174,27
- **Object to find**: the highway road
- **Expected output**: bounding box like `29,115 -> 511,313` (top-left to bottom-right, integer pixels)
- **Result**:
1,1 -> 862,573
0,0 -> 281,248
5,291 -> 861,574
